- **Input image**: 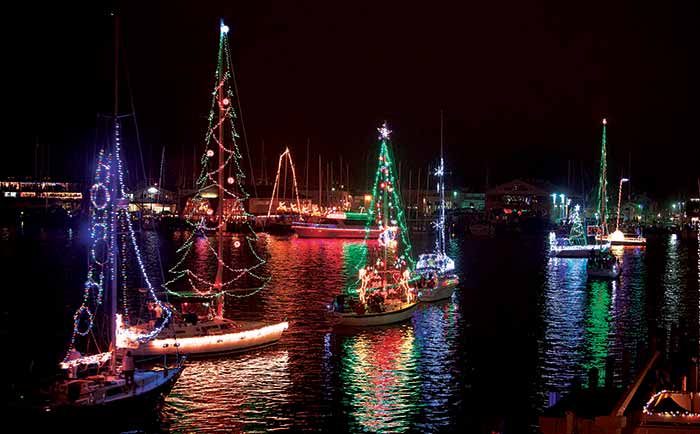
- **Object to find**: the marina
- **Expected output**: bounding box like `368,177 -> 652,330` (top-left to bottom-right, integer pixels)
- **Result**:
3,3 -> 700,433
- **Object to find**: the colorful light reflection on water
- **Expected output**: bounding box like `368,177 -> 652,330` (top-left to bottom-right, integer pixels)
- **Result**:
5,229 -> 699,433
537,235 -> 699,414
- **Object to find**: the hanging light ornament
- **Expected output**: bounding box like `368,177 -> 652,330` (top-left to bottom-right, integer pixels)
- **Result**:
227,176 -> 235,184
206,149 -> 215,157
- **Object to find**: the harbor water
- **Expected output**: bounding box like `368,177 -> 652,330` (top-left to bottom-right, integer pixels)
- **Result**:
2,226 -> 698,433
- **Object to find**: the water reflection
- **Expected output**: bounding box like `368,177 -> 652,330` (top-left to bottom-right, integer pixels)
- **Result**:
339,325 -> 420,432
15,225 -> 700,432
413,301 -> 462,430
539,257 -> 587,400
163,350 -> 291,432
536,234 -> 700,413
538,245 -> 652,401
660,233 -> 686,353
582,279 -> 612,387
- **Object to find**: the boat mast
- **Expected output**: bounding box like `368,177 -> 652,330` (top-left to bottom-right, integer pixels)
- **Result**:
438,110 -> 446,257
381,122 -> 390,291
108,14 -> 120,372
598,118 -> 608,235
214,20 -> 226,317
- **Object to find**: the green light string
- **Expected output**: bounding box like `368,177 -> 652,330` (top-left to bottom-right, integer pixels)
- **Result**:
365,134 -> 414,268
165,24 -> 268,299
569,206 -> 587,246
596,120 -> 608,229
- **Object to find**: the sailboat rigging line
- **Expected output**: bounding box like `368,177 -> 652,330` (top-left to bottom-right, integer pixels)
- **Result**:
122,38 -> 168,286
228,44 -> 257,197
120,33 -> 149,187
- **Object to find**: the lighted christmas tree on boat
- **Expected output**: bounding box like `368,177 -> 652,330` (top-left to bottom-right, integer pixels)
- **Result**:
328,122 -> 418,327
550,119 -> 611,258
119,20 -> 287,357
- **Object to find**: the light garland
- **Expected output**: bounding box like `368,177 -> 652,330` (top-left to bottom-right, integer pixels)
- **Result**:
62,118 -> 175,364
165,20 -> 269,299
643,390 -> 700,418
59,351 -> 112,370
434,156 -> 446,257
348,122 -> 415,305
63,149 -> 111,361
365,122 -> 414,266
569,205 -> 587,245
120,321 -> 289,353
267,147 -> 302,218
113,118 -> 171,343
596,119 -> 608,231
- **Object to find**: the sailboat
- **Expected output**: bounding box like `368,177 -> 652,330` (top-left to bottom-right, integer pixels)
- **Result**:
590,120 -> 645,246
550,119 -> 611,258
328,122 -> 418,326
120,20 -> 287,357
46,16 -> 185,412
415,111 -> 459,302
604,175 -> 647,246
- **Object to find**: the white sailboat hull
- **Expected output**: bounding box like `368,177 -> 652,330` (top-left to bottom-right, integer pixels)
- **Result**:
127,320 -> 288,357
550,244 -> 610,258
333,301 -> 418,327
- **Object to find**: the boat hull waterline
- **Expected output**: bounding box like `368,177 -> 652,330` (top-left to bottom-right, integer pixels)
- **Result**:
292,225 -> 382,239
128,321 -> 288,357
418,277 -> 459,302
333,302 -> 418,327
550,244 -> 610,258
47,358 -> 185,414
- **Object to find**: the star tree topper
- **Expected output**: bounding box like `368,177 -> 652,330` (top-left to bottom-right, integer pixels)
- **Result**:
378,122 -> 391,140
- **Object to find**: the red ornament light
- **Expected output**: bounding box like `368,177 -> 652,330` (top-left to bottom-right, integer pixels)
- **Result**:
206,149 -> 215,157
227,176 -> 235,184
222,97 -> 230,106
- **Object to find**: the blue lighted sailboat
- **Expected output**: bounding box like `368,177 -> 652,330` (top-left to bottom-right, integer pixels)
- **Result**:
415,112 -> 459,302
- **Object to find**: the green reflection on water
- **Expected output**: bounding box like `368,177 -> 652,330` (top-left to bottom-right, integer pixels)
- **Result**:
583,280 -> 611,387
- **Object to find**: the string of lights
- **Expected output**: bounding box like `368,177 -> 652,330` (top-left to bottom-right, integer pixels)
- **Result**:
165,20 -> 268,299
350,122 -> 414,303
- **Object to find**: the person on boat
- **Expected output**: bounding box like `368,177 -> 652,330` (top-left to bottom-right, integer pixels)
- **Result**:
66,349 -> 82,379
154,302 -> 164,327
431,273 -> 438,288
334,294 -> 346,312
368,292 -> 384,313
122,350 -> 135,389
147,300 -> 156,328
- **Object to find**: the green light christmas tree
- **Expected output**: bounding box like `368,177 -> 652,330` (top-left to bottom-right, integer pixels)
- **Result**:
595,118 -> 609,234
352,122 -> 415,305
568,205 -> 587,246
164,21 -> 268,308
366,122 -> 413,267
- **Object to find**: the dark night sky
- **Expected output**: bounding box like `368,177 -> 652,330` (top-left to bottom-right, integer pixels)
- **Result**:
6,1 -> 699,198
